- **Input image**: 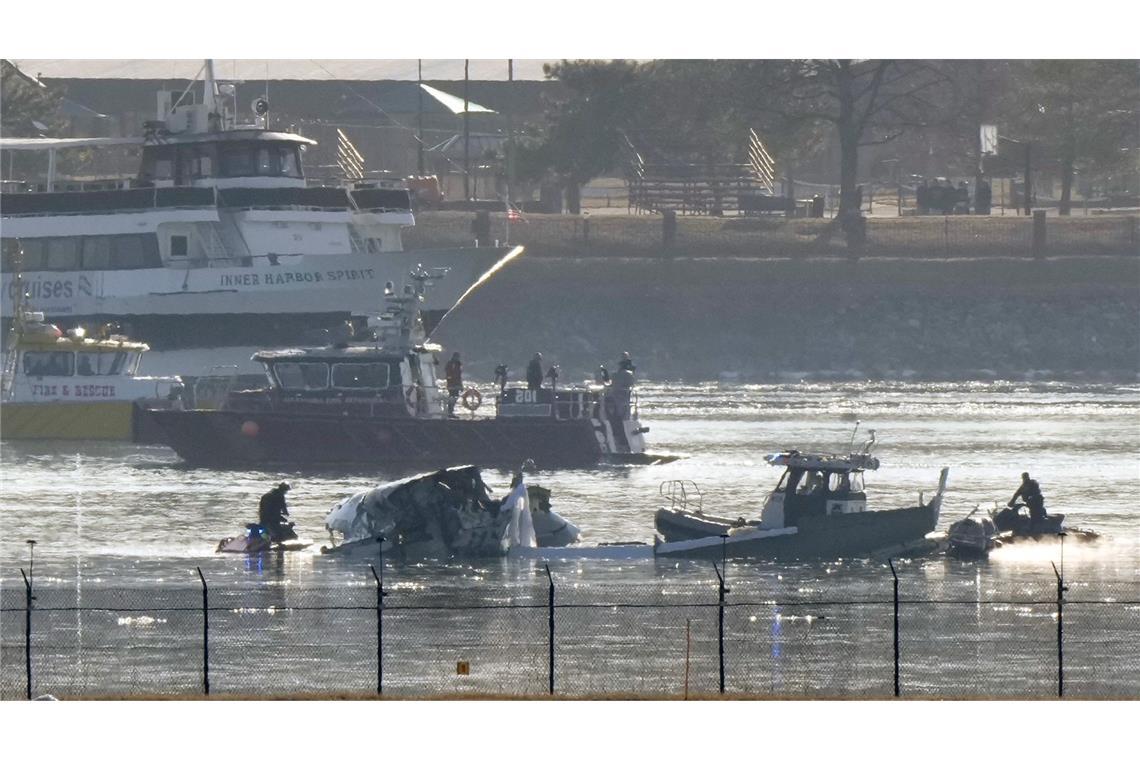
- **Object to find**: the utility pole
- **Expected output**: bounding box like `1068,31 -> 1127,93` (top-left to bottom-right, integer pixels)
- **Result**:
463,59 -> 471,201
506,59 -> 515,206
1024,142 -> 1033,217
505,59 -> 514,245
416,59 -> 424,176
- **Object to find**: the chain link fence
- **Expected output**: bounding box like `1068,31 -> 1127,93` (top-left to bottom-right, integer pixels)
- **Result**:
2,565 -> 1138,699
404,211 -> 1139,259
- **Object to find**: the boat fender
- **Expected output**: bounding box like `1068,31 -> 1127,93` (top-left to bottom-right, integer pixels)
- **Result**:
461,387 -> 482,411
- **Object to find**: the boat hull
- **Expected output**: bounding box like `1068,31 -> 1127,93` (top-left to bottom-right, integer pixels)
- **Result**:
654,509 -> 753,543
148,409 -> 608,469
654,504 -> 940,561
0,399 -> 168,442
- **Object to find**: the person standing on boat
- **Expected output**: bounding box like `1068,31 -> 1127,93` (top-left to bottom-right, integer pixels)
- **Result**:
613,352 -> 636,418
1008,472 -> 1047,526
258,483 -> 296,542
494,364 -> 509,394
445,352 -> 463,417
527,353 -> 544,391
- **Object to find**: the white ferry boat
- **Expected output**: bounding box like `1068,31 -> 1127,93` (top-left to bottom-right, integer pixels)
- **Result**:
1,61 -> 520,377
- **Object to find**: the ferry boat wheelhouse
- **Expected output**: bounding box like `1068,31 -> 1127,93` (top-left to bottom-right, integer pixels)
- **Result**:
148,270 -> 661,469
0,61 -> 521,376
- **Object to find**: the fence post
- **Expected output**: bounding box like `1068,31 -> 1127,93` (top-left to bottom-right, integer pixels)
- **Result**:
662,210 -> 677,252
888,559 -> 900,698
20,569 -> 33,700
370,538 -> 386,696
713,560 -> 728,694
196,566 -> 209,696
1052,560 -> 1066,698
545,564 -> 555,696
1033,210 -> 1047,259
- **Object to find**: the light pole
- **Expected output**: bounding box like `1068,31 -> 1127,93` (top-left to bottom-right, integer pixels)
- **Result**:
26,539 -> 36,587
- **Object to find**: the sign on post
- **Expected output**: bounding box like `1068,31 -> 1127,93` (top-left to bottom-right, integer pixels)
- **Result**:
981,124 -> 999,156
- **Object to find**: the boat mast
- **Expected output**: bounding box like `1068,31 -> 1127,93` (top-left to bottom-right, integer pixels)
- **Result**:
203,60 -> 219,118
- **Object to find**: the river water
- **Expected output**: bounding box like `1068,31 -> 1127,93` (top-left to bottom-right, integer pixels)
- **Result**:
1,381 -> 1138,698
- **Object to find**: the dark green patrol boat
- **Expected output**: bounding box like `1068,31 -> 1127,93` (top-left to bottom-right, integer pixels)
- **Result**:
653,432 -> 948,560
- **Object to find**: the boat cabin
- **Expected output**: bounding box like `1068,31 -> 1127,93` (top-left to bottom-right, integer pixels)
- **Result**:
758,450 -> 880,529
224,344 -> 443,418
2,313 -> 181,404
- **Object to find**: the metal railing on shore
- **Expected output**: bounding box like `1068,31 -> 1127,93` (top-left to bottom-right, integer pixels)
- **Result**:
404,210 -> 1140,260
2,559 -> 1137,700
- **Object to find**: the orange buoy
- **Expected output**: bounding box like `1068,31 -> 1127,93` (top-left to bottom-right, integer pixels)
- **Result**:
240,420 -> 259,437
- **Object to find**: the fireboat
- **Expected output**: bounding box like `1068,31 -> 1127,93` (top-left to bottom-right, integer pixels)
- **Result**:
148,267 -> 674,469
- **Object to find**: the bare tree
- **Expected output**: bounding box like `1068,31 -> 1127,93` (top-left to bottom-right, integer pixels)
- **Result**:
769,60 -> 951,217
1012,60 -> 1139,214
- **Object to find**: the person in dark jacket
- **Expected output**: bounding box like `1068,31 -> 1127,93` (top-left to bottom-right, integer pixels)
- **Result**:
258,483 -> 296,541
444,352 -> 463,417
956,181 -> 970,214
1008,472 -> 1047,526
494,364 -> 509,394
526,353 -> 544,390
975,178 -> 992,215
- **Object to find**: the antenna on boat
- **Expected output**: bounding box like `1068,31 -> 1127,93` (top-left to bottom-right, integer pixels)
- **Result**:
848,420 -> 861,451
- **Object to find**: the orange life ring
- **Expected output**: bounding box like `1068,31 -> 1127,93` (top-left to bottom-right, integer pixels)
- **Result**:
461,387 -> 482,411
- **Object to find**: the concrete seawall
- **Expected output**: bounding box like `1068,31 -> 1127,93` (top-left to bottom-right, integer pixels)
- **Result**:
432,256 -> 1140,382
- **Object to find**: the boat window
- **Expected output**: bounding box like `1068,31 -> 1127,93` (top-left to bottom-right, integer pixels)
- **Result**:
774,470 -> 791,493
46,237 -> 81,271
279,146 -> 301,178
81,236 -> 113,269
274,362 -> 330,390
153,158 -> 175,181
170,235 -> 189,257
829,472 -> 851,494
849,472 -> 865,493
17,239 -> 46,270
106,352 -> 128,375
220,145 -> 254,177
257,147 -> 275,176
1,238 -> 19,270
23,351 -> 74,377
110,235 -> 161,269
332,362 -> 390,390
81,351 -> 129,376
796,470 -> 826,496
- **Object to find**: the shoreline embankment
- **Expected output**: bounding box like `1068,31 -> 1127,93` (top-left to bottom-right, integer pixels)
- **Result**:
432,255 -> 1140,382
